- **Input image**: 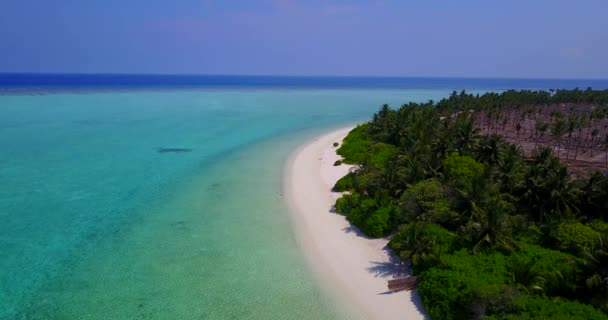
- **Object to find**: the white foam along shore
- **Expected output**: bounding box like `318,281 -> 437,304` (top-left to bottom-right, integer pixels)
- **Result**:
284,127 -> 427,320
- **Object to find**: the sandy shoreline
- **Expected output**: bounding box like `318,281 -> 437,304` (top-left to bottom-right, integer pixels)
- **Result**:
284,127 -> 427,320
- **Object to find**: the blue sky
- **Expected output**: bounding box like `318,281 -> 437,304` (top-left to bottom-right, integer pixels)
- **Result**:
0,0 -> 606,78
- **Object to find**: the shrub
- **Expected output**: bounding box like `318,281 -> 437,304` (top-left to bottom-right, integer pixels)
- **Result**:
333,142 -> 339,147
398,179 -> 456,226
388,223 -> 456,272
580,173 -> 608,220
442,152 -> 484,185
418,267 -> 471,320
345,207 -> 364,226
515,244 -> 580,296
368,142 -> 396,169
363,206 -> 393,238
424,223 -> 457,252
588,220 -> 608,235
345,197 -> 376,227
334,197 -> 348,214
418,250 -> 512,319
554,222 -> 599,253
333,172 -> 353,191
337,124 -> 371,163
444,250 -> 511,282
472,285 -> 519,319
333,160 -> 342,166
515,295 -> 608,320
518,224 -> 544,245
334,192 -> 360,214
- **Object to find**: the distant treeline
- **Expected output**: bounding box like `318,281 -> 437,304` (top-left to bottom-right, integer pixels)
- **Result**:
333,88 -> 608,319
436,88 -> 608,111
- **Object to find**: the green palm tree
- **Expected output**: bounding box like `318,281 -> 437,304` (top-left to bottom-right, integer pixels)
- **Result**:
579,173 -> 608,220
462,198 -> 518,255
476,134 -> 502,166
497,144 -> 525,193
451,113 -> 479,155
393,223 -> 443,270
580,240 -> 608,312
511,256 -> 545,294
521,147 -> 578,223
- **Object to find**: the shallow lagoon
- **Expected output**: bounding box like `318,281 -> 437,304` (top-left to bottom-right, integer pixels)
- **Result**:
0,89 -> 447,319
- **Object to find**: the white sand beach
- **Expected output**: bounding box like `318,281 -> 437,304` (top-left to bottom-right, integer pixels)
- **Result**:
284,127 -> 427,320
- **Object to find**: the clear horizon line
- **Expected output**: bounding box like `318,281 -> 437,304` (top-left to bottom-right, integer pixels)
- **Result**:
1,72 -> 607,81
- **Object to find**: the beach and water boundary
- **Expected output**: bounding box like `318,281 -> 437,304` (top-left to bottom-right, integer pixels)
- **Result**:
284,127 -> 427,319
1,89 -> 446,319
3,76 -> 608,318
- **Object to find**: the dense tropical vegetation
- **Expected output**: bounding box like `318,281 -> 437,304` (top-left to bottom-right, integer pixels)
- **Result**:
333,89 -> 608,319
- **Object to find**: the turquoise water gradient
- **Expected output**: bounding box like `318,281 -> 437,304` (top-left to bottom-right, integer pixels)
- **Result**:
0,90 -> 446,319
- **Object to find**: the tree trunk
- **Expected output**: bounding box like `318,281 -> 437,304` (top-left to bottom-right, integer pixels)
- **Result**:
565,137 -> 569,162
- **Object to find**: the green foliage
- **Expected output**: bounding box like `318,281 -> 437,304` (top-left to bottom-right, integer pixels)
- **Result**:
336,124 -> 371,164
423,223 -> 456,248
333,159 -> 342,166
496,144 -> 525,193
442,152 -> 484,186
418,250 -> 512,319
518,224 -> 544,245
419,248 -> 602,319
521,147 -> 578,223
334,192 -> 394,238
420,263 -> 604,319
476,134 -> 503,166
581,241 -> 608,313
363,206 -> 394,238
334,192 -> 360,215
554,222 -> 599,253
345,197 -> 373,227
336,124 -> 396,169
331,90 -> 608,319
333,172 -> 354,191
460,198 -> 519,255
389,223 -> 455,272
580,173 -> 608,220
399,179 -> 456,225
514,245 -> 580,296
589,220 -> 608,235
515,295 -> 607,320
368,142 -> 396,169
418,267 -> 472,320
444,249 -> 512,282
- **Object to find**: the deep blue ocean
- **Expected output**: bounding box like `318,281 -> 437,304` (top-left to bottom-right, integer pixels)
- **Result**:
1,74 -> 607,320
2,73 -> 608,92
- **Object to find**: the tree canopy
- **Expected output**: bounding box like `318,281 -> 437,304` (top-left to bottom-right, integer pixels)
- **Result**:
334,89 -> 608,319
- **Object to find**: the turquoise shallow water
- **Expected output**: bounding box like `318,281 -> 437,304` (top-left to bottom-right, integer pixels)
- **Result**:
0,89 -> 447,319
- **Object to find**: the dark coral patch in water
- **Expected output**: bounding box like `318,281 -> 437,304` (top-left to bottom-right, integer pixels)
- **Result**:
157,147 -> 192,153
